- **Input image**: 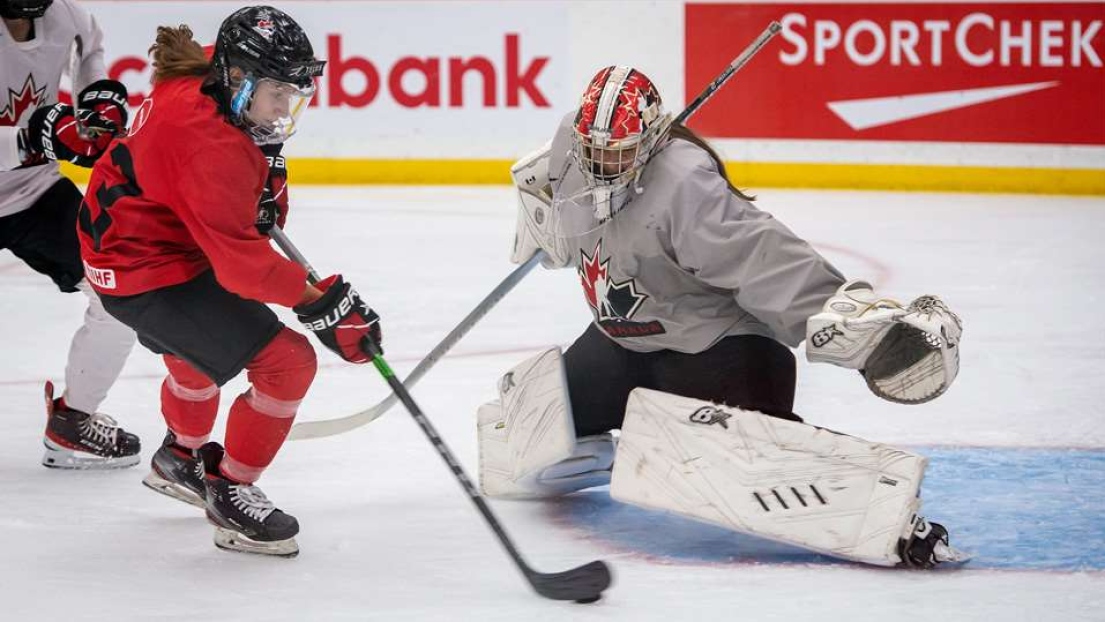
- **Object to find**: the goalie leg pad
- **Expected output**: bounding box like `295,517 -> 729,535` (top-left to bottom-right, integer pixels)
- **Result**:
477,348 -> 614,498
610,388 -> 927,566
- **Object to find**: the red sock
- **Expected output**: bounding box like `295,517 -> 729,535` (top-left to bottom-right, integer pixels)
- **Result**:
221,328 -> 317,484
161,355 -> 219,449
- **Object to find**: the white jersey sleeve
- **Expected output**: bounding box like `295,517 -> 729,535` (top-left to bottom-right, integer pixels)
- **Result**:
60,0 -> 108,93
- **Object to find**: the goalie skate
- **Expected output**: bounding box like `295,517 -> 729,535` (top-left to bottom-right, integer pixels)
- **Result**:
142,432 -> 206,509
197,443 -> 299,557
42,382 -> 140,470
898,516 -> 971,568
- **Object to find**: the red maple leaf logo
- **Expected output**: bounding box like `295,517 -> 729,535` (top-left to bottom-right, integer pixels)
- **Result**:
0,74 -> 48,127
578,239 -> 609,310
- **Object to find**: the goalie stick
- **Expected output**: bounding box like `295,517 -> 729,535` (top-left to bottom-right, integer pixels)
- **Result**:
271,226 -> 612,603
288,249 -> 545,440
289,19 -> 784,440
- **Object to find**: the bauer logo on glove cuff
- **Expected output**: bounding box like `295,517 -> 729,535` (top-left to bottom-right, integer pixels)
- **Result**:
689,406 -> 731,429
303,292 -> 355,331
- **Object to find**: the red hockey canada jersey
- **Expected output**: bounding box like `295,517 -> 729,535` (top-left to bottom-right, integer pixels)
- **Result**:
77,75 -> 307,306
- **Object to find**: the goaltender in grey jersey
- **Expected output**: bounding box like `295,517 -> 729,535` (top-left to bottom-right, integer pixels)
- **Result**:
482,64 -> 967,570
545,111 -> 845,352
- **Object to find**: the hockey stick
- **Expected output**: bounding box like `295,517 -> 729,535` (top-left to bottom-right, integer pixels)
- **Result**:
271,227 -> 611,602
288,250 -> 546,440
290,19 -> 783,440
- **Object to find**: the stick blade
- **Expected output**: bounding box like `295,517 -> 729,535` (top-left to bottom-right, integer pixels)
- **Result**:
528,560 -> 612,602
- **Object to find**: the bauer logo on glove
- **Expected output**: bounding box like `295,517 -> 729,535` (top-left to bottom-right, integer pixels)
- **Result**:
294,275 -> 382,363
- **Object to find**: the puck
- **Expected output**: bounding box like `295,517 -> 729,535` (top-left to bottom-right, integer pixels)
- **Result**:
574,595 -> 601,604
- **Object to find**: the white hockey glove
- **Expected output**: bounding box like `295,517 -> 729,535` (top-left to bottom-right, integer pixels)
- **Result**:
806,280 -> 962,404
509,141 -> 572,268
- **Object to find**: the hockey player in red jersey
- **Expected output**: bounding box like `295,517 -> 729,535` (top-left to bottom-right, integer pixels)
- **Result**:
1,0 -> 140,469
77,6 -> 380,557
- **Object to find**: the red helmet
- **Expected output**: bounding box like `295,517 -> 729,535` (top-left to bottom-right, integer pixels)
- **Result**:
571,66 -> 670,219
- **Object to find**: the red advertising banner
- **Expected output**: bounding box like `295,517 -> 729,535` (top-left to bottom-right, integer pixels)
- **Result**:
686,2 -> 1105,144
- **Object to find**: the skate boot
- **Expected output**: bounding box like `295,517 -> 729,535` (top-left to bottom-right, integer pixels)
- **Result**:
142,431 -> 206,508
42,381 -> 140,470
197,443 -> 299,557
898,516 -> 971,568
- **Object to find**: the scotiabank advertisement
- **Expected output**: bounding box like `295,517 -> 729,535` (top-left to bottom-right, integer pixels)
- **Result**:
686,2 -> 1105,144
86,1 -> 569,158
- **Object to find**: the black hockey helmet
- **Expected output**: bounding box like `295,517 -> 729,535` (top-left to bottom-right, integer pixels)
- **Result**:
0,0 -> 53,19
212,6 -> 325,144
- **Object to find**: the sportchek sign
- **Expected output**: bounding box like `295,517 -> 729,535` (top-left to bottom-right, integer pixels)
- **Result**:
686,3 -> 1105,144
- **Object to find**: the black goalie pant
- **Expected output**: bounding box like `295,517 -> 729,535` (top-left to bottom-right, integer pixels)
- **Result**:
564,324 -> 801,437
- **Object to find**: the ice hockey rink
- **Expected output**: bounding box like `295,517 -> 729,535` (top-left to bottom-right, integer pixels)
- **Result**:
2,185 -> 1103,620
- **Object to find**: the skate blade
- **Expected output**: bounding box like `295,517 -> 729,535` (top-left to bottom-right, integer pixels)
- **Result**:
142,471 -> 206,509
42,440 -> 140,470
213,527 -> 299,558
934,542 -> 972,566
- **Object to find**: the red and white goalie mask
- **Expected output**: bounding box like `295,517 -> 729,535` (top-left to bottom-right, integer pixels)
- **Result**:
570,66 -> 671,222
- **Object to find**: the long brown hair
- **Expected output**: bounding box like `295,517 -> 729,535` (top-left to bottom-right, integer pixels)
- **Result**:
148,25 -> 211,83
668,123 -> 755,201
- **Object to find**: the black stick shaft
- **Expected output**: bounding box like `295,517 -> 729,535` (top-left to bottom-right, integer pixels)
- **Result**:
270,226 -> 607,600
677,20 -> 782,124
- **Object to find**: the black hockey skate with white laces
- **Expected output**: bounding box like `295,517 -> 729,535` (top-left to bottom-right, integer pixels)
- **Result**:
898,516 -> 971,568
142,431 -> 206,508
197,443 -> 299,557
42,381 -> 140,470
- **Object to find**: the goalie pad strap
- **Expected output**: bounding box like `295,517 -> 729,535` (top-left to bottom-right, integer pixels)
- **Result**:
611,388 -> 926,566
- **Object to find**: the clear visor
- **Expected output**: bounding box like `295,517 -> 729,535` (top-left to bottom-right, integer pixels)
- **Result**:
233,76 -> 316,145
552,184 -> 627,240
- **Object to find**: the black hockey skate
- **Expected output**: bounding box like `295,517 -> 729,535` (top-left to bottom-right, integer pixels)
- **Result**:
197,443 -> 299,557
898,516 -> 971,568
142,431 -> 206,508
42,381 -> 140,470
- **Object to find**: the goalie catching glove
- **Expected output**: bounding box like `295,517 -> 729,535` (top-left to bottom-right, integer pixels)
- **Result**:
294,275 -> 382,363
806,280 -> 962,404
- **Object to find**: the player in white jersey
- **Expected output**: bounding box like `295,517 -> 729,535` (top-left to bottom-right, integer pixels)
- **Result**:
1,0 -> 139,468
477,66 -> 969,569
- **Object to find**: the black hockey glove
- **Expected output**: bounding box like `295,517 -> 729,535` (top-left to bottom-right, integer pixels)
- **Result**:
25,103 -> 114,167
255,144 -> 287,234
75,79 -> 129,137
294,275 -> 382,364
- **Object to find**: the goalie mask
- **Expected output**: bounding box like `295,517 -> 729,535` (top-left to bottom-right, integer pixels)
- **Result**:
570,66 -> 671,223
213,5 -> 325,145
0,0 -> 52,19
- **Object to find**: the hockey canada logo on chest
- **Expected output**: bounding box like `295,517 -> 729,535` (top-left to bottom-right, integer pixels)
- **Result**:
578,239 -> 665,338
1,74 -> 47,127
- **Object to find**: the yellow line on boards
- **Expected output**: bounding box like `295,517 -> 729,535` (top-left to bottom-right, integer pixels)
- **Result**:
60,160 -> 1105,195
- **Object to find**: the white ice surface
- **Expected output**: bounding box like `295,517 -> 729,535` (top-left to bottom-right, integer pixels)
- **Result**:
1,186 -> 1102,620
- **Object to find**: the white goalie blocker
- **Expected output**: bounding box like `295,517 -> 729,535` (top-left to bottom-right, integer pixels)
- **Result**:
611,388 -> 929,566
806,280 -> 963,404
508,141 -> 573,268
477,348 -> 615,499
